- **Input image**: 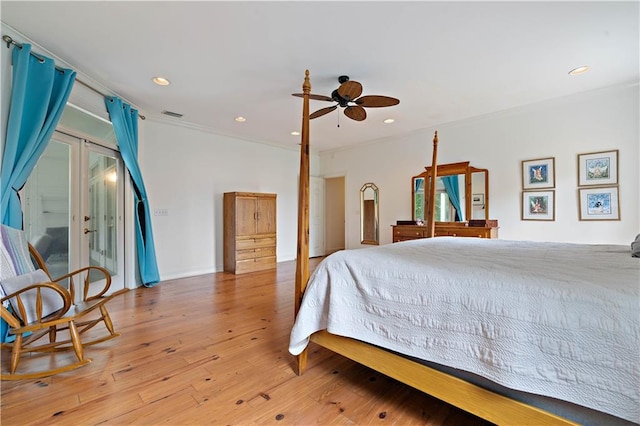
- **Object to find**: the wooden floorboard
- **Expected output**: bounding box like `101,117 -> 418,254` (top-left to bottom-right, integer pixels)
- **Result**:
1,259 -> 492,425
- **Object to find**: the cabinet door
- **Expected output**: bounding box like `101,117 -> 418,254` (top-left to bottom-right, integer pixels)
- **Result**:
256,196 -> 276,234
236,197 -> 257,236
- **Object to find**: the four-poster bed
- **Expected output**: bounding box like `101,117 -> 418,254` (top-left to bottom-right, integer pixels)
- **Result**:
291,71 -> 638,425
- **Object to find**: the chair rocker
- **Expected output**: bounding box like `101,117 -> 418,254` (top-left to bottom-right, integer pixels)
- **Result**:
1,278 -> 91,380
28,244 -> 127,348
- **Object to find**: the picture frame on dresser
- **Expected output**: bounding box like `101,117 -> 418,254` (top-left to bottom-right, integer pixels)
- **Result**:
522,190 -> 555,221
577,149 -> 618,186
578,186 -> 620,221
522,157 -> 555,190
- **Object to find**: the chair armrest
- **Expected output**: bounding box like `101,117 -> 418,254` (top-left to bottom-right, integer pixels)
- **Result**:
1,281 -> 72,325
51,266 -> 112,302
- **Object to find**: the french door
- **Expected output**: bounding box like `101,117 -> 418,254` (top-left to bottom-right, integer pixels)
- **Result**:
23,131 -> 125,295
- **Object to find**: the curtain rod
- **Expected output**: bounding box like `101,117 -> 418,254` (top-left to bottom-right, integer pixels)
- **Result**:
2,34 -> 145,120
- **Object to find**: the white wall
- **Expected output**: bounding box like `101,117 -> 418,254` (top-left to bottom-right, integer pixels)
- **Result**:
0,24 -> 321,281
320,84 -> 639,247
141,120 -> 319,280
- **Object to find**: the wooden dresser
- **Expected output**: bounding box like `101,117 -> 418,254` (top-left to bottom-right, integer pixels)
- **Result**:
392,222 -> 498,243
223,192 -> 276,274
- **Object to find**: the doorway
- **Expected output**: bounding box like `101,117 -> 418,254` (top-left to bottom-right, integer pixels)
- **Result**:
22,130 -> 126,296
324,176 -> 345,254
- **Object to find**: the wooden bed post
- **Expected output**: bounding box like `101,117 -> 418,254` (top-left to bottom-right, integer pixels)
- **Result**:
425,131 -> 438,238
294,70 -> 311,375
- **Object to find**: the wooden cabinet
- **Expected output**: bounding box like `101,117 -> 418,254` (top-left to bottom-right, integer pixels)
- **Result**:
392,223 -> 498,243
224,192 -> 276,274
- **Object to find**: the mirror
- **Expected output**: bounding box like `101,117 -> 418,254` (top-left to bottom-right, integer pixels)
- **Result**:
360,182 -> 379,245
471,171 -> 487,220
412,162 -> 489,223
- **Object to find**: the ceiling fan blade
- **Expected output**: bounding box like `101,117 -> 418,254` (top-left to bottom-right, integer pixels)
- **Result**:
337,81 -> 363,101
292,93 -> 334,102
310,105 -> 338,119
355,95 -> 400,108
344,105 -> 367,121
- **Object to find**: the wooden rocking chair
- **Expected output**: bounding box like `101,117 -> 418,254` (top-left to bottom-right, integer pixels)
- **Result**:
28,244 -> 127,347
0,224 -> 126,380
1,278 -> 90,380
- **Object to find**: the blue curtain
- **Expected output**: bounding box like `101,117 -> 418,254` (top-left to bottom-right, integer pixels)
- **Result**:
1,44 -> 76,228
105,97 -> 160,286
441,176 -> 463,221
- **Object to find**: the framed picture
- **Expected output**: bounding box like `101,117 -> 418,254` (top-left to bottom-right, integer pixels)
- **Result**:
577,149 -> 618,186
522,157 -> 555,190
578,186 -> 620,221
472,193 -> 484,206
522,190 -> 555,221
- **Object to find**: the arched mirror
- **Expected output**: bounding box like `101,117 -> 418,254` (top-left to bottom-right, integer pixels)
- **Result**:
360,183 -> 379,245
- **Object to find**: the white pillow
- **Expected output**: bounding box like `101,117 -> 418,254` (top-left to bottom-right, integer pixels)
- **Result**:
1,269 -> 65,324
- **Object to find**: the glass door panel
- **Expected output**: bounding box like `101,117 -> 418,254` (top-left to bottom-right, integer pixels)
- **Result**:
23,137 -> 72,285
87,151 -> 118,273
83,144 -> 124,294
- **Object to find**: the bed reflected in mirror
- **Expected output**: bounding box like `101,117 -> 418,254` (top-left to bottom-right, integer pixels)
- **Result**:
360,183 -> 379,245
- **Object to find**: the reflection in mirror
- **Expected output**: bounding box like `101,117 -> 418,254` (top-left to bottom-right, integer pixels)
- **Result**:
436,175 -> 465,222
414,175 -> 466,221
412,162 -> 489,223
360,183 -> 379,245
413,177 -> 425,221
471,171 -> 486,219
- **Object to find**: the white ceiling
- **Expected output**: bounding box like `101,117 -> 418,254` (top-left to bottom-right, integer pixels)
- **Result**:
2,1 -> 638,152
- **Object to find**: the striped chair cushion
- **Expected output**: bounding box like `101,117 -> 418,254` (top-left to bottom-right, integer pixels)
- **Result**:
0,224 -> 36,283
1,224 -> 37,342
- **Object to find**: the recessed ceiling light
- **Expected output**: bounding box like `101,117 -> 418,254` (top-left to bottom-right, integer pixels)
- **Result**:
234,116 -> 246,122
291,131 -> 300,136
383,118 -> 395,124
568,66 -> 590,76
152,76 -> 171,86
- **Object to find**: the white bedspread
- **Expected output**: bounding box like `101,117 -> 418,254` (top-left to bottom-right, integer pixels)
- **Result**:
289,237 -> 640,423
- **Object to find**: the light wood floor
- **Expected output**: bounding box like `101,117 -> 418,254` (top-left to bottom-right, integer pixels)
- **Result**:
1,259 -> 492,425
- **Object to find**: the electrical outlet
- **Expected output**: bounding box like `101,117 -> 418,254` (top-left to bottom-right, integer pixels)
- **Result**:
154,208 -> 168,216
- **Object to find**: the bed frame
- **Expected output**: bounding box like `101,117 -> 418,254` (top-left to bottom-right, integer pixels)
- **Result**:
292,71 -> 576,425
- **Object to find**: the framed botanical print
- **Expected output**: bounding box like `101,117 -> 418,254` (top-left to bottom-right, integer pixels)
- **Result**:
577,150 -> 618,186
522,190 -> 555,221
522,157 -> 555,190
578,186 -> 620,221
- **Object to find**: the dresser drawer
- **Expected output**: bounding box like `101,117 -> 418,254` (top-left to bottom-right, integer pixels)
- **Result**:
236,246 -> 276,260
235,256 -> 276,274
394,236 -> 422,243
435,229 -> 483,237
393,226 -> 426,238
436,227 -> 498,238
236,236 -> 276,250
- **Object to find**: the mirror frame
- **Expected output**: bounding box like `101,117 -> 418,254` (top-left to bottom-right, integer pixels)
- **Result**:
360,182 -> 379,245
412,161 -> 489,223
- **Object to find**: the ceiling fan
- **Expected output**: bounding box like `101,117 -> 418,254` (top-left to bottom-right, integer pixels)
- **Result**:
292,75 -> 400,122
